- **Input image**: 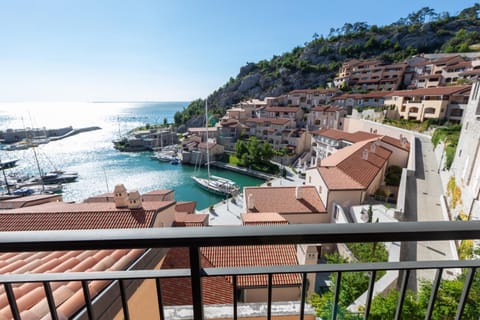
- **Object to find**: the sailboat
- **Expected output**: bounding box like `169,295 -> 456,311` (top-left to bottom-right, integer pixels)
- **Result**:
191,100 -> 240,196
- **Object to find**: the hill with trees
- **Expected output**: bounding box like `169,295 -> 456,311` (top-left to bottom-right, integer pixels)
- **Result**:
175,4 -> 480,127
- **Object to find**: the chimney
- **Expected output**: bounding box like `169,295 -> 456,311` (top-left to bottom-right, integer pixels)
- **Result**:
114,184 -> 128,208
362,149 -> 369,160
128,190 -> 143,210
296,186 -> 303,200
247,193 -> 255,210
401,137 -> 407,147
370,142 -> 376,152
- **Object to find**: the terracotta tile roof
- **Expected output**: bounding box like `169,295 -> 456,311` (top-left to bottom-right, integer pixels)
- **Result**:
0,201 -> 177,231
173,212 -> 208,227
242,212 -> 288,225
362,91 -> 389,99
312,129 -> 380,144
318,167 -> 365,190
265,106 -> 301,113
386,85 -> 471,97
332,93 -> 364,100
246,118 -> 291,125
174,201 -> 197,213
244,186 -> 326,214
311,105 -> 330,111
318,139 -> 392,190
381,135 -> 410,151
0,194 -> 62,209
0,204 -> 154,319
159,247 -> 234,306
201,244 -> 301,287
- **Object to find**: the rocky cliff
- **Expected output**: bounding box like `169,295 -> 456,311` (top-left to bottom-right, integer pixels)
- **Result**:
175,4 -> 480,126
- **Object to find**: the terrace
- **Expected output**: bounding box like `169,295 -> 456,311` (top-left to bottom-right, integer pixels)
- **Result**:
0,221 -> 479,319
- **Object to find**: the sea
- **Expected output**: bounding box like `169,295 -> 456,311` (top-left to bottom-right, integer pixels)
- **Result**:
0,102 -> 264,210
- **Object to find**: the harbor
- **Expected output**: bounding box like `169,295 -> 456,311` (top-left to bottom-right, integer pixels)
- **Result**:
0,101 -> 264,209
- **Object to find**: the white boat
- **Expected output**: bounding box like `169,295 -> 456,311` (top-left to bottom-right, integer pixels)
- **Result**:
191,101 -> 239,196
151,150 -> 177,162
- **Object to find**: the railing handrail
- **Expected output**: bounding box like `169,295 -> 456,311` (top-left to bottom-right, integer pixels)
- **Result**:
0,259 -> 477,284
0,221 -> 478,252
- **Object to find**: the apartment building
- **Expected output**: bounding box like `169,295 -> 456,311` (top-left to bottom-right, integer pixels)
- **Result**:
306,139 -> 392,215
385,85 -> 471,122
260,106 -> 304,124
334,59 -> 406,91
286,89 -> 341,109
217,118 -> 248,150
449,81 -> 480,220
307,105 -> 347,130
244,118 -> 307,156
408,54 -> 480,88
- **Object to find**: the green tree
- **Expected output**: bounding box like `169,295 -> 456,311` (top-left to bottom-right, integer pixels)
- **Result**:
370,290 -> 423,320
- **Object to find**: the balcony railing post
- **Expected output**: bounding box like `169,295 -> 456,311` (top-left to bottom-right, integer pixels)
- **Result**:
190,246 -> 204,320
455,267 -> 476,320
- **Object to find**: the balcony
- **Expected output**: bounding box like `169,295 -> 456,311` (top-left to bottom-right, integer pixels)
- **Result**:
0,222 -> 479,320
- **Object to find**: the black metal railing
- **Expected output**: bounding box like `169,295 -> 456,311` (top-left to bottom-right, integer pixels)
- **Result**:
0,221 -> 479,320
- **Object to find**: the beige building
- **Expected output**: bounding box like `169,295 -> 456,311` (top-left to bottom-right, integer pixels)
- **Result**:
306,139 -> 392,216
307,105 -> 347,130
385,85 -> 471,122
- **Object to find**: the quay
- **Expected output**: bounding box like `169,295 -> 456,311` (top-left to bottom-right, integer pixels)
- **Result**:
209,161 -> 275,180
0,126 -> 101,150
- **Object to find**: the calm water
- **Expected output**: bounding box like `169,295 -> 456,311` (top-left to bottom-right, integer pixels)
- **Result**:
0,102 -> 263,210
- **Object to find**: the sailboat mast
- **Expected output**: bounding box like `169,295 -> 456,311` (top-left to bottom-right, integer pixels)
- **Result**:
205,99 -> 210,179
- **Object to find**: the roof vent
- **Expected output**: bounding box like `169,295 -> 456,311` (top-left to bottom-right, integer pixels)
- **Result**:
128,190 -> 143,210
114,184 -> 128,208
247,193 -> 255,210
362,149 -> 369,160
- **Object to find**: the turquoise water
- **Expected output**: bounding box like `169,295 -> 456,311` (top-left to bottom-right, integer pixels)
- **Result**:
0,102 -> 263,210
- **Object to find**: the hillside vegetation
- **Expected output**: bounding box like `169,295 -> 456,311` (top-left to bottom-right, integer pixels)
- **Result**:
175,4 -> 480,127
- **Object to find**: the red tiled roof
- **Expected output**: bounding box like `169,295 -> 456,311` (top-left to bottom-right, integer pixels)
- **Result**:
386,85 -> 471,97
242,212 -> 288,225
381,135 -> 410,151
173,212 -> 208,227
0,194 -> 61,209
0,248 -> 145,319
174,201 -> 197,213
312,129 -> 379,144
0,201 -> 176,231
160,247 -> 233,306
318,139 -> 391,190
201,244 -> 301,287
244,186 -> 326,214
198,142 -> 218,149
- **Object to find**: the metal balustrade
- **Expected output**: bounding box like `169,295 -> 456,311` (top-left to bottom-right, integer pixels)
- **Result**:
0,221 -> 479,320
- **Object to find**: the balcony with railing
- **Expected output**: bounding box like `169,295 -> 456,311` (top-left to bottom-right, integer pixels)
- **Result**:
0,221 -> 479,320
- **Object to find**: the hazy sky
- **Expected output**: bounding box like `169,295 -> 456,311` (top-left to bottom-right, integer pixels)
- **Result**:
0,0 -> 477,102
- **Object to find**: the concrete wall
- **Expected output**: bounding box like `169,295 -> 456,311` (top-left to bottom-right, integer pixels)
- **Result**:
282,213 -> 329,224
327,190 -> 364,216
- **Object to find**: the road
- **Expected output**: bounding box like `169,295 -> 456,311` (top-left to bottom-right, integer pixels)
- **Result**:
402,135 -> 458,290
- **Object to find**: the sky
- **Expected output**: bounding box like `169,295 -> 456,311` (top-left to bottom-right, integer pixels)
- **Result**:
0,0 -> 477,102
